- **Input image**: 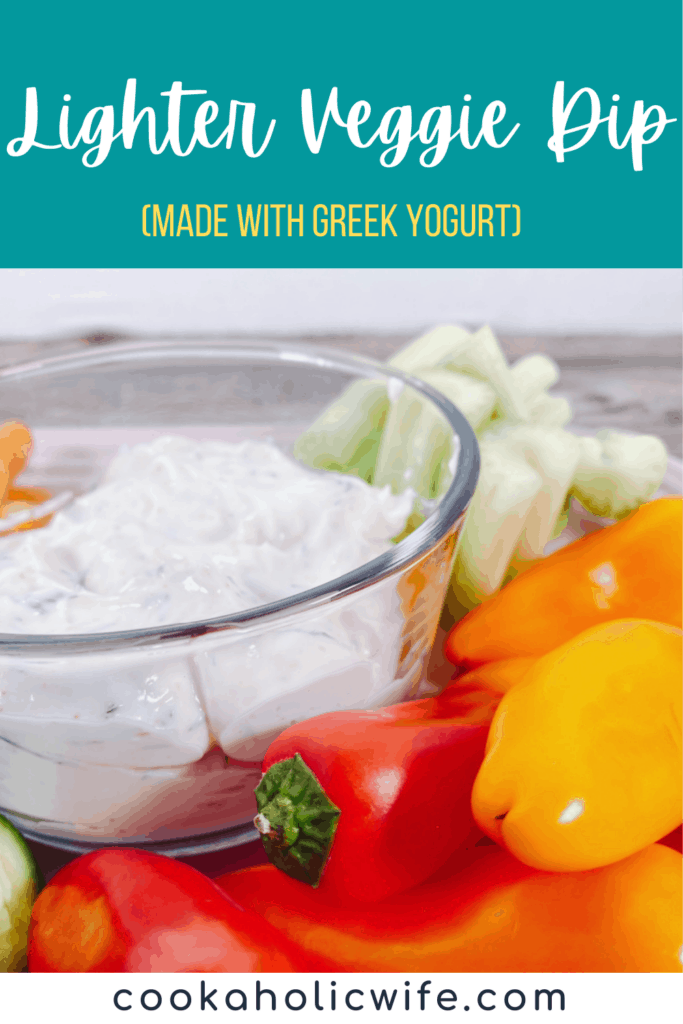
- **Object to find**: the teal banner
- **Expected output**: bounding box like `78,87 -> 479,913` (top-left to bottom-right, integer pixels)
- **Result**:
1,0 -> 680,268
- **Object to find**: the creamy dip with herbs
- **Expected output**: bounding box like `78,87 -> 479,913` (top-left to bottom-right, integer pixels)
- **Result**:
0,436 -> 413,635
0,436 -> 416,841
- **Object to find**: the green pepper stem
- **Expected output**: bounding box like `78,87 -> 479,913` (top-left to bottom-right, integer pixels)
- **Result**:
253,753 -> 341,887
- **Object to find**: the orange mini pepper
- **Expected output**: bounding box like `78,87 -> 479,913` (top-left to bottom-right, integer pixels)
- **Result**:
0,422 -> 52,535
446,497 -> 682,668
449,658 -> 536,695
472,619 -> 682,872
219,842 -> 682,973
0,420 -> 33,494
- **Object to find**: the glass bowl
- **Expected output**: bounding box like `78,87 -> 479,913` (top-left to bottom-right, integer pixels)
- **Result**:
0,340 -> 479,855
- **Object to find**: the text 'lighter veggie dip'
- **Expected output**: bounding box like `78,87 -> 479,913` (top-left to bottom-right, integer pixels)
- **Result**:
0,436 -> 414,635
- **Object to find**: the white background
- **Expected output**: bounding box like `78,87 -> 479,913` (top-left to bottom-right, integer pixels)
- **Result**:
0,268 -> 679,340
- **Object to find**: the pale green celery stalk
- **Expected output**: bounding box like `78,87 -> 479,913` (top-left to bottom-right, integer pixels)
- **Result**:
527,393 -> 573,427
571,430 -> 668,519
374,368 -> 496,501
510,353 -> 560,400
482,425 -> 581,559
390,324 -> 528,423
507,354 -> 570,428
447,440 -> 542,619
446,425 -> 581,621
373,382 -> 454,500
415,370 -> 497,434
388,323 -> 474,374
292,379 -> 389,483
295,323 -> 517,494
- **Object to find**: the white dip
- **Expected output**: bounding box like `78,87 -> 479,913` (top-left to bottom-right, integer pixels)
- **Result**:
0,437 -> 419,841
0,436 -> 413,634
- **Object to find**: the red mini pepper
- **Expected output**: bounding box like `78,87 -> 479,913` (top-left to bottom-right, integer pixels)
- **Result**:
28,848 -> 310,972
254,687 -> 494,904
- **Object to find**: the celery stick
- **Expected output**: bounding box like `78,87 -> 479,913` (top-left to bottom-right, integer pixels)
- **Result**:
388,324 -> 474,374
508,354 -> 569,427
295,327 -> 668,627
414,370 -> 497,434
448,440 -> 543,614
571,430 -> 668,519
374,367 -> 497,503
484,425 -> 581,558
293,379 -> 389,483
374,383 -> 454,500
527,393 -> 573,427
391,324 -> 528,423
510,353 -> 560,400
438,326 -> 528,422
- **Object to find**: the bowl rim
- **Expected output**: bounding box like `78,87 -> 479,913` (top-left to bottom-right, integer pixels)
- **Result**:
0,338 -> 480,653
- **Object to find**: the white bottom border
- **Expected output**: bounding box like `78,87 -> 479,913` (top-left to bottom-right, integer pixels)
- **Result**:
2,973 -> 681,1022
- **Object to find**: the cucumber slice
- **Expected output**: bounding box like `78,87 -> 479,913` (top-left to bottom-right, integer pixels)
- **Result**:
0,814 -> 43,972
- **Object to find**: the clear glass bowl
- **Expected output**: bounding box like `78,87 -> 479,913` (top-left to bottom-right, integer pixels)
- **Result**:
0,340 -> 479,855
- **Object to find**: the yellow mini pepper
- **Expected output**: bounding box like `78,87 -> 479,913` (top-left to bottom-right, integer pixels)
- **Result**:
472,619 -> 682,872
